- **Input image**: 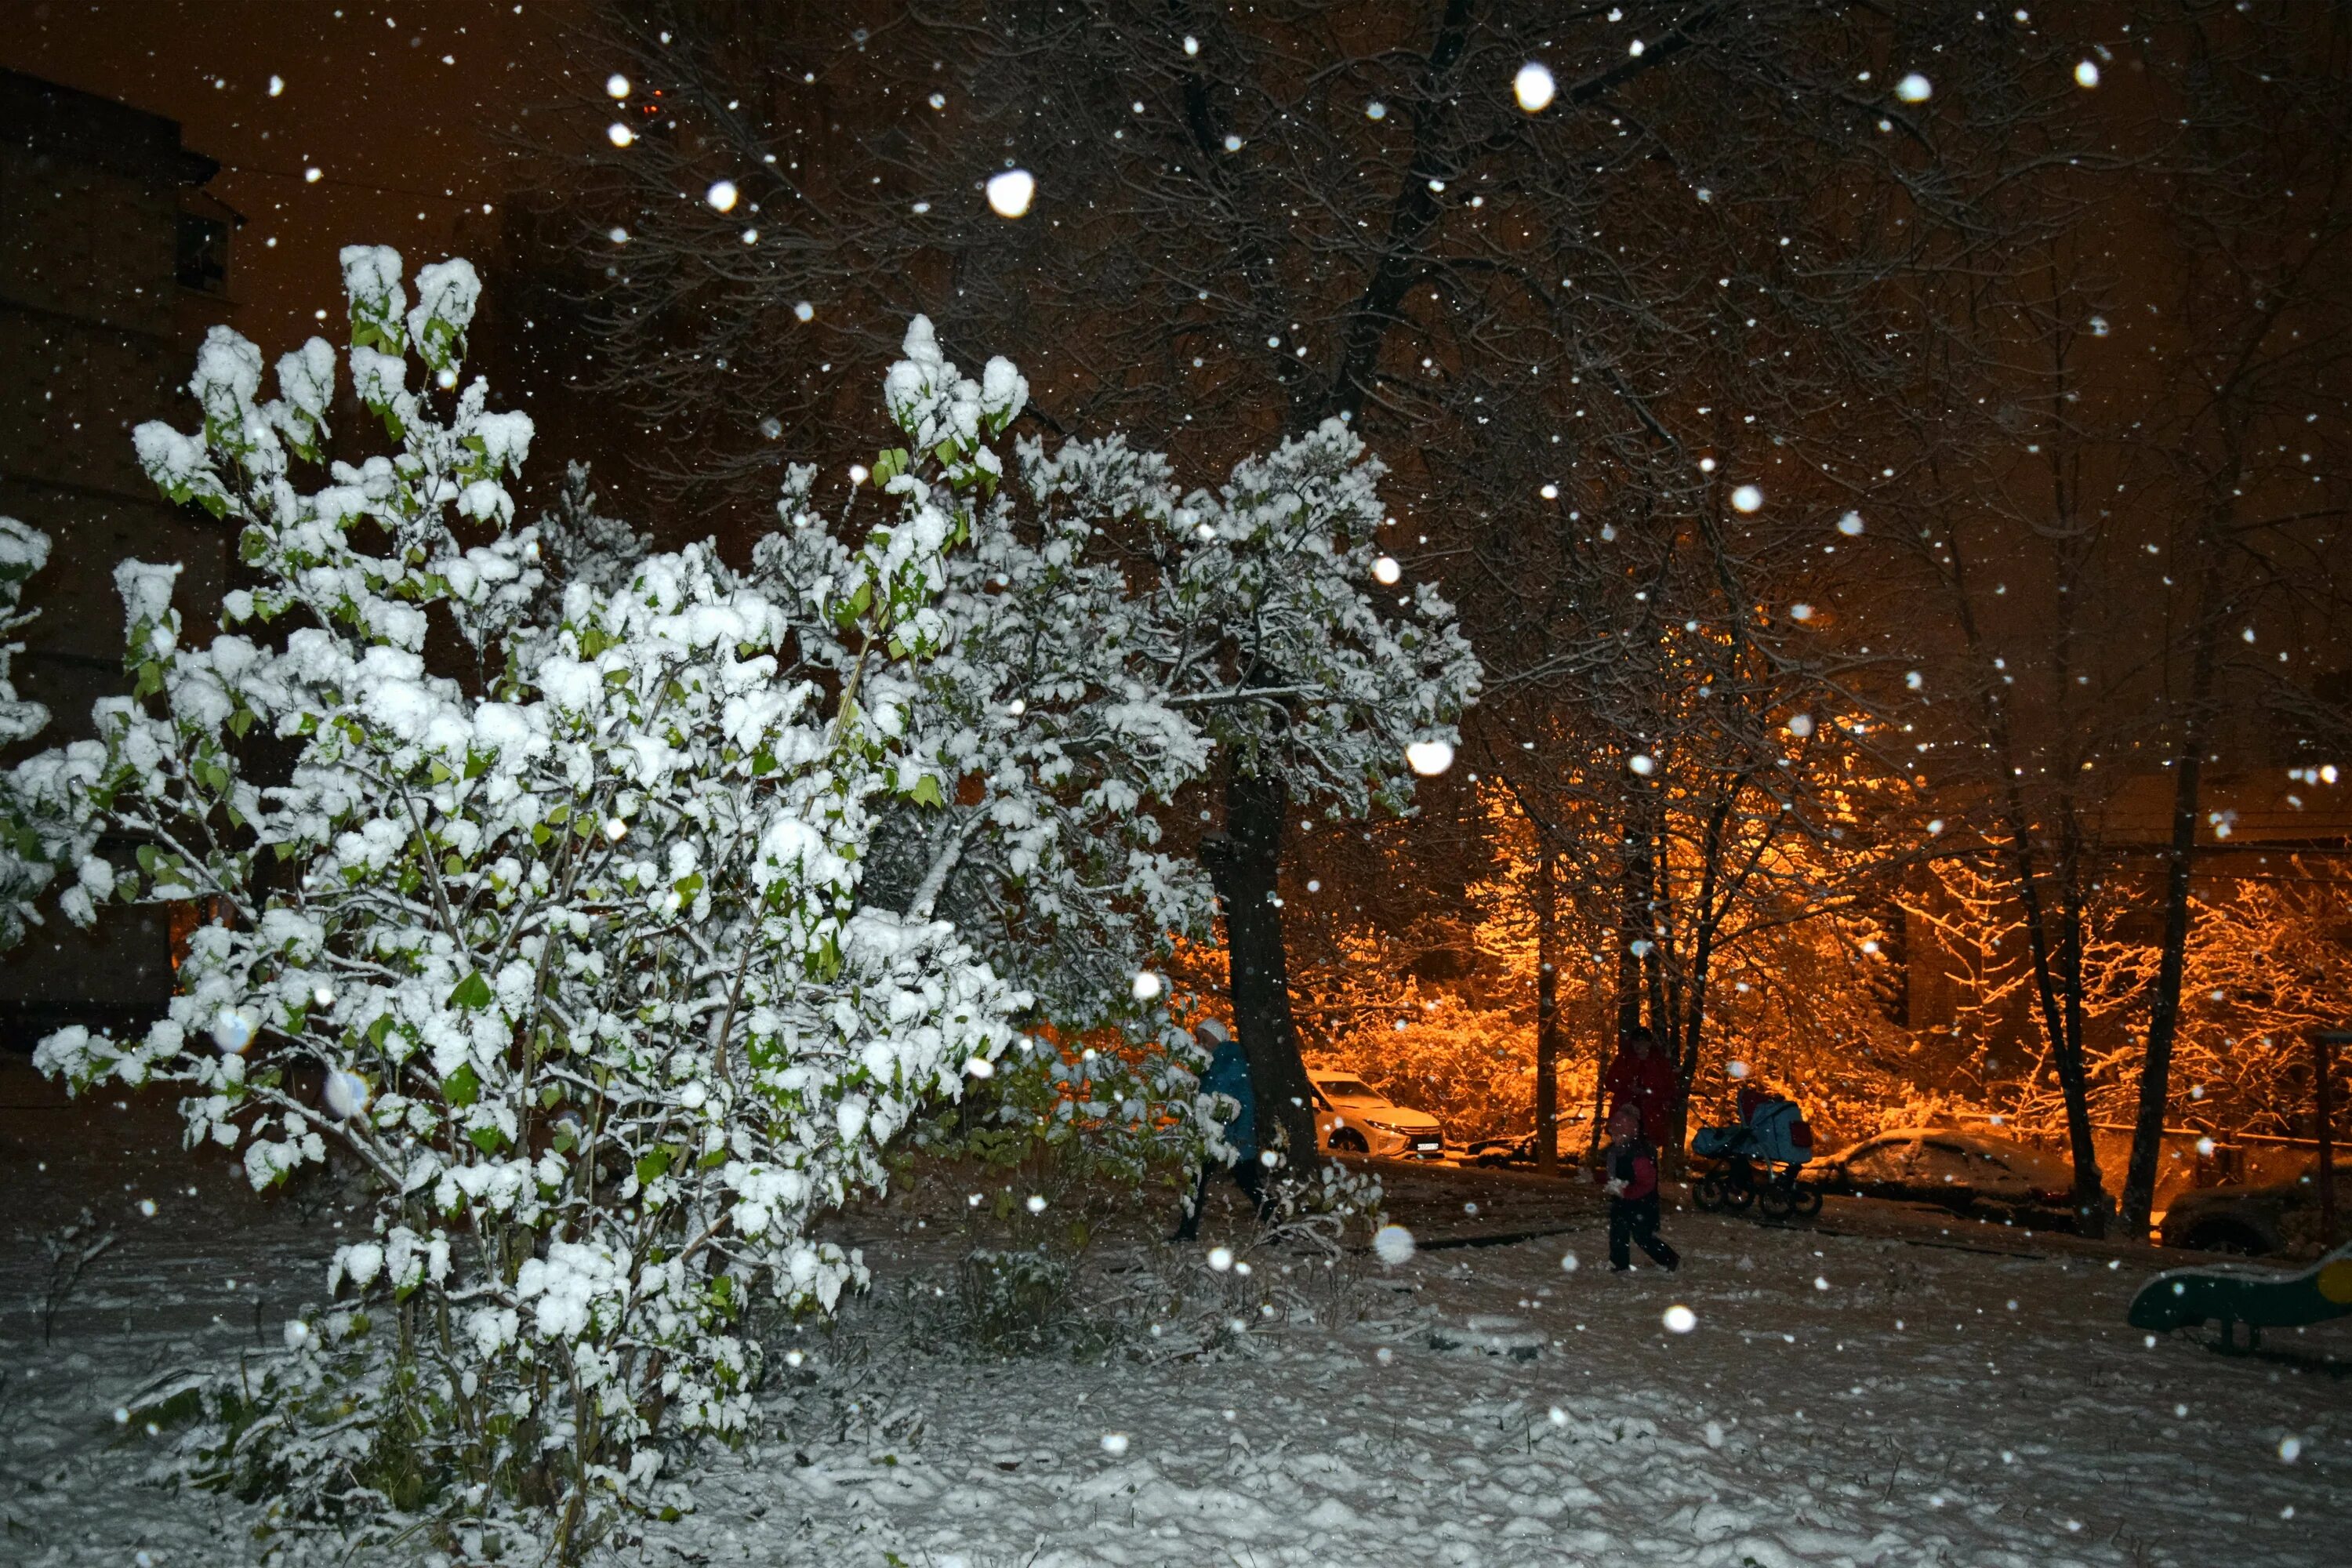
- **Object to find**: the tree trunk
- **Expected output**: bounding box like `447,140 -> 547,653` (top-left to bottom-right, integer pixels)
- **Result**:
1597,797 -> 1648,1158
1202,759 -> 1321,1178
1534,840 -> 1559,1177
2000,793 -> 2110,1238
1618,797 -> 1652,1040
2048,802 -> 2107,1232
1668,789 -> 1737,1163
2122,545 -> 2224,1234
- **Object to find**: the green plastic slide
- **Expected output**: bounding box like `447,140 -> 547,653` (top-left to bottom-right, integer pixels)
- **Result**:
2129,1243 -> 2352,1353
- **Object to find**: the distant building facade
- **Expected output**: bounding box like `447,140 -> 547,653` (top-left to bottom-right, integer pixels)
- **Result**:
0,70 -> 237,1047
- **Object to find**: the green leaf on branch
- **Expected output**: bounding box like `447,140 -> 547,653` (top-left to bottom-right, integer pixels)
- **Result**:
448,971 -> 495,1011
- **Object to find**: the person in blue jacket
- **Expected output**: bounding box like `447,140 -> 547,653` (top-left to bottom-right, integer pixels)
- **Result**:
1173,1021 -> 1276,1240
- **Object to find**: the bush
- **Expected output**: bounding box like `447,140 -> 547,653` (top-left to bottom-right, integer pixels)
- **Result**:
34,248 -> 1021,1559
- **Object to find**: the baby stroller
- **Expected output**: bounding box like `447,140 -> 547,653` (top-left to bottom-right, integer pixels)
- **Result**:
1690,1084 -> 1821,1220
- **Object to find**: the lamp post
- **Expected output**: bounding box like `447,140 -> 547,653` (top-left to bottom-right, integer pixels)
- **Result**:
2311,1029 -> 2346,1248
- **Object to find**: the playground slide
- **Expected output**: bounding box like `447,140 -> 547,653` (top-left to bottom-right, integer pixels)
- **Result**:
2128,1242 -> 2352,1352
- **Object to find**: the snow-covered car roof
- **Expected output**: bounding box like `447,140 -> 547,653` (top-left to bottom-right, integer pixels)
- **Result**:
1308,1072 -> 1384,1097
1855,1127 -> 2074,1186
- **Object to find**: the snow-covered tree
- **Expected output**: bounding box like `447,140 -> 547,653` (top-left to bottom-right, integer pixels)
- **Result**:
758,321 -> 1480,1178
31,249 -> 1022,1556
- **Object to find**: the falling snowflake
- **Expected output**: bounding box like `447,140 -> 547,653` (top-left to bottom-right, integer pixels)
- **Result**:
1663,1305 -> 1697,1334
212,1008 -> 255,1054
324,1069 -> 371,1119
986,169 -> 1036,218
1373,1224 -> 1417,1265
1730,484 -> 1764,513
1513,61 -> 1557,114
1406,739 -> 1454,777
1896,73 -> 1933,103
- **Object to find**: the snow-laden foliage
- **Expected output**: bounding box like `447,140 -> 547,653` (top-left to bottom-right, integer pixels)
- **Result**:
20,250 -> 1470,1555
757,318 -> 1478,1190
32,250 -> 1023,1555
535,459 -> 653,606
0,516 -> 96,948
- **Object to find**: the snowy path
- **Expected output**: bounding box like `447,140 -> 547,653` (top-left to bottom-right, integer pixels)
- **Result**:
648,1207 -> 2344,1568
2,1065 -> 2343,1567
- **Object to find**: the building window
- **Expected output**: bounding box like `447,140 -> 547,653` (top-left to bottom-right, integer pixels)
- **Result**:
176,212 -> 230,295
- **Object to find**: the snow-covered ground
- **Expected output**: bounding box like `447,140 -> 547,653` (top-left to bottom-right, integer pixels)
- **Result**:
4,1075 -> 2343,1566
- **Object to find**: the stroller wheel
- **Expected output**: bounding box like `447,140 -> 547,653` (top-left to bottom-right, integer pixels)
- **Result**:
1692,1176 -> 1726,1212
1757,1184 -> 1795,1220
1794,1185 -> 1823,1218
1721,1180 -> 1755,1211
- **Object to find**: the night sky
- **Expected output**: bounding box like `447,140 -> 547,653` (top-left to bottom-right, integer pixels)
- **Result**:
5,0 -> 585,347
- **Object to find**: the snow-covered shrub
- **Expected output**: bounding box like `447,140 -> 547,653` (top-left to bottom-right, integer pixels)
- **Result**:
0,516 -> 97,947
34,249 -> 1022,1558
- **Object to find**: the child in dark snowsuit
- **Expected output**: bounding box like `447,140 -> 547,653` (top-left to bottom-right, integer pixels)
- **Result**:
1597,1102 -> 1680,1273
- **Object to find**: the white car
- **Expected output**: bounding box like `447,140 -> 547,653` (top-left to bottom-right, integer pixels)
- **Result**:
1310,1070 -> 1445,1160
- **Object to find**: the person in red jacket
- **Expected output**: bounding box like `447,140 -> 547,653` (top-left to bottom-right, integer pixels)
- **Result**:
1596,1102 -> 1681,1272
1602,1026 -> 1682,1148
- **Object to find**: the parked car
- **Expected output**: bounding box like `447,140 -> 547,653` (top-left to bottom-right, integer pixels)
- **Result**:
1802,1127 -> 2078,1227
1310,1071 -> 1445,1159
2159,1157 -> 2350,1257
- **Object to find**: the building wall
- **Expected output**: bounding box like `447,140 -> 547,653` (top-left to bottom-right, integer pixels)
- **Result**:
0,70 -> 234,1048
